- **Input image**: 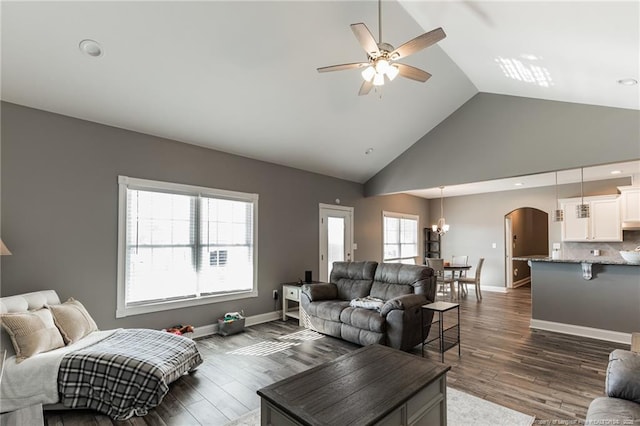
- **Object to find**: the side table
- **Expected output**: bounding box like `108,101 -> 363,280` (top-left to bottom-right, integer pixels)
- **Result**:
282,282 -> 303,322
281,281 -> 323,323
422,301 -> 460,363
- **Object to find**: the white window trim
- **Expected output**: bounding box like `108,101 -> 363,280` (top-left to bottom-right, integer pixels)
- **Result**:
382,211 -> 420,263
116,176 -> 259,318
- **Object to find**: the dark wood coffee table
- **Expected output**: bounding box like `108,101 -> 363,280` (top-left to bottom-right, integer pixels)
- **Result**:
257,344 -> 450,426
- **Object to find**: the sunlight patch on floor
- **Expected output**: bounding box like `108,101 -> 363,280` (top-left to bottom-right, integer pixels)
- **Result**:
227,341 -> 299,356
279,329 -> 324,341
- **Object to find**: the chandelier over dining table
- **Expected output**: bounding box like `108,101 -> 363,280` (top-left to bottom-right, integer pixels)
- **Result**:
432,186 -> 450,236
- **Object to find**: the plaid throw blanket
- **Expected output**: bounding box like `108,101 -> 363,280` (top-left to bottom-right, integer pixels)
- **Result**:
58,328 -> 203,420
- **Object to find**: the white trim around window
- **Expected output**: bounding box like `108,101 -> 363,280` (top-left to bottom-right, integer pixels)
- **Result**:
116,176 -> 259,318
382,211 -> 419,264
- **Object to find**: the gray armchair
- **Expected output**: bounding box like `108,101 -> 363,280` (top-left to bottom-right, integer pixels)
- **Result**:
586,334 -> 640,424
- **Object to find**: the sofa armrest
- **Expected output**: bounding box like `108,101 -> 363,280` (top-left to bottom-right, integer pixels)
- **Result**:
301,283 -> 338,302
606,349 -> 640,403
380,294 -> 427,316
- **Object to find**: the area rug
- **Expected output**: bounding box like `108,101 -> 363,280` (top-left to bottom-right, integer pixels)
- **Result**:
225,387 -> 535,426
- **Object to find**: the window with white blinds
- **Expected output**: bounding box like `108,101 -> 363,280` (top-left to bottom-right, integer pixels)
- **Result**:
383,211 -> 418,264
116,176 -> 258,317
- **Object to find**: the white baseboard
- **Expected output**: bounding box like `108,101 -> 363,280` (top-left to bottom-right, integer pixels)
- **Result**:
192,310 -> 282,339
530,319 -> 632,345
245,311 -> 281,327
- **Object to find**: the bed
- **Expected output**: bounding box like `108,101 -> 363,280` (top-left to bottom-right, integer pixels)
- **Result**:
0,290 -> 203,420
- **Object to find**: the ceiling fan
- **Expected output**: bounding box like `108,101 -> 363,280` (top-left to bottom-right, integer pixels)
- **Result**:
317,0 -> 446,96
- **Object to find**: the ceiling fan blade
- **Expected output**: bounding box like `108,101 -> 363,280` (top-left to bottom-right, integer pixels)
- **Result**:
390,27 -> 446,59
396,63 -> 432,82
358,80 -> 374,96
317,62 -> 368,73
350,23 -> 380,57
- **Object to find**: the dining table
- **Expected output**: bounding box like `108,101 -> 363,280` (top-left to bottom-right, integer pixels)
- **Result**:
443,264 -> 472,298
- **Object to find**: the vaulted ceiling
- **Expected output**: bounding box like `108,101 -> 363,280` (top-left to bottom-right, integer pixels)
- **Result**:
2,1 -> 638,185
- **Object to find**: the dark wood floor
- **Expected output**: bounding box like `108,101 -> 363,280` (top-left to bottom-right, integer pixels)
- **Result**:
44,286 -> 627,425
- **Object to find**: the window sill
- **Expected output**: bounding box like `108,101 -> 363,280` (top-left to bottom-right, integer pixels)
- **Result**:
116,289 -> 258,318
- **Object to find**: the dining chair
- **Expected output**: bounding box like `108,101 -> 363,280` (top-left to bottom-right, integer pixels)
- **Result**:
450,255 -> 469,293
426,258 -> 456,300
457,258 -> 484,300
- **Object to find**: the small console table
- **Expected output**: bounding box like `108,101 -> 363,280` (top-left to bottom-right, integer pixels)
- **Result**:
422,301 -> 461,363
258,344 -> 449,425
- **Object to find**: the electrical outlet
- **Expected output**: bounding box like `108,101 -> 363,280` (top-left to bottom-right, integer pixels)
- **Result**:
273,290 -> 278,300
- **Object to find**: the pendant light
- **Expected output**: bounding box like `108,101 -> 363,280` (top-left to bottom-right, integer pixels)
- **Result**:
576,167 -> 590,218
432,186 -> 450,236
553,172 -> 564,222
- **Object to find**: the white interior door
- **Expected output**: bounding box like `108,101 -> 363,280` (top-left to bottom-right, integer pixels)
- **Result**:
319,204 -> 354,282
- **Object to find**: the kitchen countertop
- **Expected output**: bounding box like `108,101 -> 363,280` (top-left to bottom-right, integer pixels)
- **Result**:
513,255 -> 640,266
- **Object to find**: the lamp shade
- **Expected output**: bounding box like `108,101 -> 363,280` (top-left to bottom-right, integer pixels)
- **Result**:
0,239 -> 12,256
386,65 -> 399,81
361,66 -> 375,82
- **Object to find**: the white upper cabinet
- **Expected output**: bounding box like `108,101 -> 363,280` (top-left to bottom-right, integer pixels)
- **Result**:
560,195 -> 622,242
618,186 -> 640,224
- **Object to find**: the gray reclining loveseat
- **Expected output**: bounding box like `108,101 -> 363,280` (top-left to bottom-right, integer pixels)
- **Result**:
300,261 -> 436,351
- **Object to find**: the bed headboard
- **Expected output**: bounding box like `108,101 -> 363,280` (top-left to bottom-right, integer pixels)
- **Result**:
0,290 -> 61,358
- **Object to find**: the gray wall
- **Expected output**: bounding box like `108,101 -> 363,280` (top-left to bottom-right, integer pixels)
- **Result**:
429,178 -> 631,289
365,93 -> 640,196
0,102 -> 429,331
354,194 -> 429,264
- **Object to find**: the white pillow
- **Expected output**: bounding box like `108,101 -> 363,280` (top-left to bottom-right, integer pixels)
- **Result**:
47,298 -> 98,344
1,308 -> 65,362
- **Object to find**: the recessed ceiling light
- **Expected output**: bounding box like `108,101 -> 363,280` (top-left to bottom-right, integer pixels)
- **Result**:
514,182 -> 523,186
617,78 -> 638,86
365,148 -> 374,155
610,170 -> 622,175
520,53 -> 540,61
79,39 -> 103,57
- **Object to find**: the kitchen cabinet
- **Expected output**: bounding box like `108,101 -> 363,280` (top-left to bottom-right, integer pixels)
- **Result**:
560,195 -> 621,242
618,186 -> 640,223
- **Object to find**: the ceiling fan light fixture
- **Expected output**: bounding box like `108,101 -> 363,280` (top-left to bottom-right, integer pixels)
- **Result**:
386,65 -> 399,81
375,59 -> 390,74
361,66 -> 376,82
316,0 -> 446,95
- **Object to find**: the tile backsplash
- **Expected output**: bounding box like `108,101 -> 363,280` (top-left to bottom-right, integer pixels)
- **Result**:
562,230 -> 640,260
